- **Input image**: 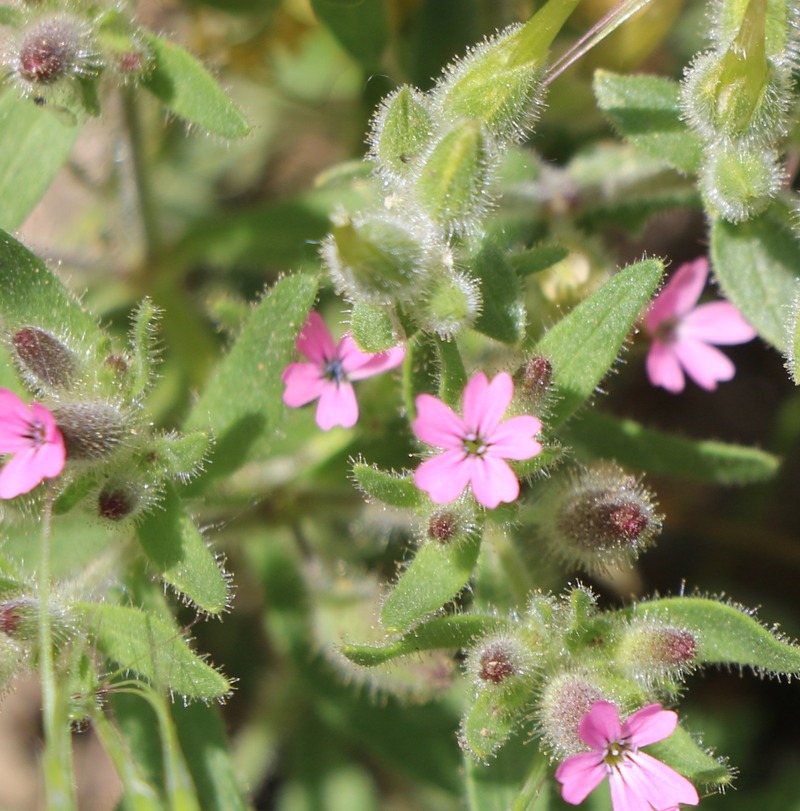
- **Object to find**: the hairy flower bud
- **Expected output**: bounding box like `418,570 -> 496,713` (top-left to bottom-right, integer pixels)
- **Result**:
540,464 -> 663,574
52,401 -> 128,460
11,326 -> 77,390
413,120 -> 497,235
413,269 -> 481,338
700,142 -> 784,223
4,14 -> 98,98
368,85 -> 434,182
466,632 -> 536,690
322,212 -> 428,303
537,671 -> 610,756
618,620 -> 698,685
97,483 -> 139,521
515,354 -> 554,414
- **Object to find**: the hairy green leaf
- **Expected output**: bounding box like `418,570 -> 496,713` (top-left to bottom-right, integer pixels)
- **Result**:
352,463 -> 425,509
473,243 -> 525,344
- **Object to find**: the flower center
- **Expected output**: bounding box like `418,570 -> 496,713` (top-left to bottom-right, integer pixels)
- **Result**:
462,432 -> 488,457
654,317 -> 678,344
603,739 -> 634,770
324,358 -> 346,386
22,418 -> 47,449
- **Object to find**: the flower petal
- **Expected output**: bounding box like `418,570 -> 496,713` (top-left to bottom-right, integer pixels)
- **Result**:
672,338 -> 735,390
646,342 -> 685,393
34,436 -> 66,479
624,752 -> 699,808
0,447 -> 44,498
623,704 -> 676,747
282,362 -> 327,408
646,258 -> 708,332
413,394 -> 465,449
579,701 -> 622,749
488,415 -> 542,460
414,449 -> 471,504
463,372 -> 513,437
0,389 -> 36,451
609,768 -> 644,811
556,751 -> 607,805
295,312 -> 337,364
469,456 -> 520,508
316,381 -> 359,430
339,335 -> 406,380
680,301 -> 756,345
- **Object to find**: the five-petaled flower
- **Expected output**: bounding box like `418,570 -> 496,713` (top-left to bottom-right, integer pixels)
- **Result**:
282,311 -> 406,431
555,701 -> 699,811
0,388 -> 65,499
412,371 -> 542,509
645,257 -> 755,393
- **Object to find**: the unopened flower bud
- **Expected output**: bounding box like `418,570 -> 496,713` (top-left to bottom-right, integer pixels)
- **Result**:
414,269 -> 481,338
537,670 -> 610,756
540,464 -> 662,575
369,85 -> 434,182
618,620 -> 698,684
6,15 -> 98,96
0,597 -> 73,646
98,483 -> 138,521
515,354 -> 554,413
414,120 -> 497,234
428,509 -> 458,544
700,142 -> 783,223
322,213 -> 428,303
52,401 -> 128,460
466,632 -> 535,689
11,326 -> 77,390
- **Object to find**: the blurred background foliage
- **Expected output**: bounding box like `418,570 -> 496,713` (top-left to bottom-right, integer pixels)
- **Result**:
6,0 -> 800,808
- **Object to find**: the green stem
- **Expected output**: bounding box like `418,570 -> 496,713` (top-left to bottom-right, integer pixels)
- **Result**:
38,485 -> 77,809
122,85 -> 162,272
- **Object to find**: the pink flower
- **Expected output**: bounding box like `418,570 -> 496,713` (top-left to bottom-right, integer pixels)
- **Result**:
0,389 -> 65,499
555,701 -> 699,811
645,258 -> 755,393
282,311 -> 405,430
412,372 -> 542,509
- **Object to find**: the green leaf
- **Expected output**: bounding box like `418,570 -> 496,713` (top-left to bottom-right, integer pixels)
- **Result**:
341,614 -> 510,666
351,300 -> 398,352
648,725 -> 733,787
185,273 -> 318,478
136,484 -> 230,615
593,71 -> 701,174
473,243 -> 525,344
172,702 -> 248,811
381,526 -> 483,633
352,463 -> 425,509
435,335 -> 467,408
0,90 -> 82,231
535,258 -> 663,427
79,603 -> 231,700
630,597 -> 800,676
311,0 -> 389,67
140,32 -> 250,138
148,431 -> 210,483
711,210 -> 800,351
509,244 -> 569,277
0,229 -> 110,365
565,411 -> 780,484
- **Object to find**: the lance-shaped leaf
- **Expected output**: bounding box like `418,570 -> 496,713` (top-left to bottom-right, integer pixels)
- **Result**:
461,682 -> 532,761
352,463 -> 425,509
535,258 -> 662,427
472,243 -> 525,344
381,527 -> 483,633
136,484 -> 230,615
342,614 -> 510,666
566,411 -> 780,484
630,597 -> 800,676
711,210 -> 800,352
141,32 -> 250,139
0,229 -> 110,366
593,71 -> 702,174
0,91 -> 82,231
79,603 -> 231,701
185,273 -> 318,479
435,335 -> 467,409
